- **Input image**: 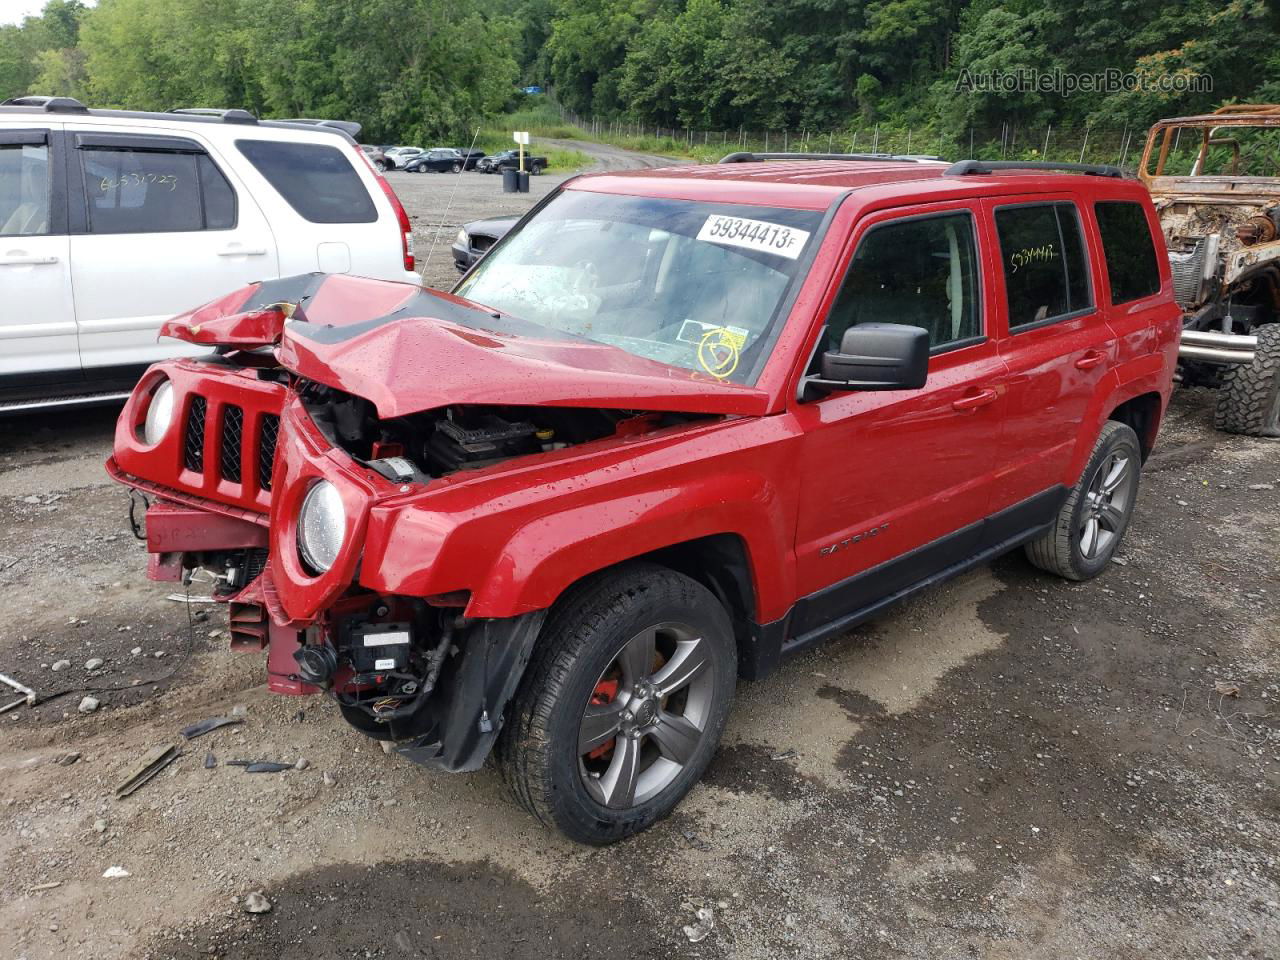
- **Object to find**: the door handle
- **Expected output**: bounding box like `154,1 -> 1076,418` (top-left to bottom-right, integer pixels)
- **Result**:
0,255 -> 59,266
217,246 -> 268,257
952,388 -> 998,412
1074,350 -> 1106,370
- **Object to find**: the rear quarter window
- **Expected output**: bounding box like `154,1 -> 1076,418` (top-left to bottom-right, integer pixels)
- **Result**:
235,139 -> 376,224
1094,201 -> 1161,304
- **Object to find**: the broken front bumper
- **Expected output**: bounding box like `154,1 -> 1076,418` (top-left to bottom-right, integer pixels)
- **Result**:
1179,329 -> 1258,365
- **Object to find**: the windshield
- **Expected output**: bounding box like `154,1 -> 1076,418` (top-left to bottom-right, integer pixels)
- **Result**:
454,191 -> 823,384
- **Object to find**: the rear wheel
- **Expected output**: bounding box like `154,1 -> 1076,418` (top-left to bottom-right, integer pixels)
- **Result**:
1214,324 -> 1280,437
497,563 -> 736,845
531,161 -> 544,175
451,161 -> 463,173
1025,421 -> 1142,580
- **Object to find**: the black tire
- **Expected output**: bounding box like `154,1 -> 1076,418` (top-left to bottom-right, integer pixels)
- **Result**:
496,563 -> 736,845
1214,324 -> 1280,437
451,161 -> 463,173
531,162 -> 544,175
1025,421 -> 1142,581
374,160 -> 387,172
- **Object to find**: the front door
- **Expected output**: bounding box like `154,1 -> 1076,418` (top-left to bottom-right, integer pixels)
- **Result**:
0,124 -> 78,383
790,202 -> 1008,641
66,128 -> 279,373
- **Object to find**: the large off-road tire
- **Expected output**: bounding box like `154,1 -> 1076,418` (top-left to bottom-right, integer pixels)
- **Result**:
1214,324 -> 1280,437
496,563 -> 736,845
1025,421 -> 1142,581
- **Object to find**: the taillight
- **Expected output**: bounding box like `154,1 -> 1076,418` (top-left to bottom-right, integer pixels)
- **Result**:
352,144 -> 416,274
379,177 -> 416,273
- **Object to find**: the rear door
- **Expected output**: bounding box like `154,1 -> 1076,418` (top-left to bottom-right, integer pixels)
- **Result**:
789,201 -> 1007,640
0,124 -> 78,380
67,128 -> 280,372
984,196 -> 1115,519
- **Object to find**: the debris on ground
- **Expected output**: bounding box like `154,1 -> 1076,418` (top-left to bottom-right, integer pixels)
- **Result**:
322,771 -> 336,787
0,671 -> 36,714
85,657 -> 104,671
26,881 -> 63,893
115,744 -> 181,798
52,751 -> 80,766
1214,680 -> 1241,697
93,819 -> 108,833
294,757 -> 309,770
243,892 -> 273,914
102,866 -> 130,879
78,696 -> 100,714
683,907 -> 715,943
178,715 -> 244,740
204,752 -> 216,769
244,761 -> 292,774
51,660 -> 70,672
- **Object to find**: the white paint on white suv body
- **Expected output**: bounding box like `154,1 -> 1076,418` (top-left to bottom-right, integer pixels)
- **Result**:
0,109 -> 419,379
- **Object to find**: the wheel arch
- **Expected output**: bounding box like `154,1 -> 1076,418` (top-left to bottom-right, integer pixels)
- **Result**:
1107,390 -> 1163,460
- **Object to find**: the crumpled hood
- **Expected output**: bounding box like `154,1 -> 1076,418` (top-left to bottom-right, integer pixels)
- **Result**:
171,273 -> 771,419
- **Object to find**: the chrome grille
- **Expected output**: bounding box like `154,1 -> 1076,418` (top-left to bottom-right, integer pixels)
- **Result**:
1168,237 -> 1207,308
183,396 -> 206,472
220,405 -> 243,483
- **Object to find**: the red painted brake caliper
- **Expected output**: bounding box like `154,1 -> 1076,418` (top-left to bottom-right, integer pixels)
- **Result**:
587,678 -> 619,761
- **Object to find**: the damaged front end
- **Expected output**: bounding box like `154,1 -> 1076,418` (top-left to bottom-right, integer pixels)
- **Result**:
109,272 -> 745,768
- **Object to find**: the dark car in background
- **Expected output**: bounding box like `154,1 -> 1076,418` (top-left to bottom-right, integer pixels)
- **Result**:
405,148 -> 465,173
451,148 -> 486,170
452,215 -> 517,271
477,149 -> 546,175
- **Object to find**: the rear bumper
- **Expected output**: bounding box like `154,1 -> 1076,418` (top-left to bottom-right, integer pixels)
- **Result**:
1180,329 -> 1257,365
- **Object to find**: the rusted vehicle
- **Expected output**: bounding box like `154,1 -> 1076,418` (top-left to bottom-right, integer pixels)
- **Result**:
1140,104 -> 1280,435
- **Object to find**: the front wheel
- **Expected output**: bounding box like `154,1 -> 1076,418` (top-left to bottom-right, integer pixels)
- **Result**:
497,563 -> 736,845
451,161 -> 463,173
1025,421 -> 1142,580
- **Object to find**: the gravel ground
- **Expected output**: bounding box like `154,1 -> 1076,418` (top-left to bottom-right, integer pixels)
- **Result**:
0,146 -> 1276,959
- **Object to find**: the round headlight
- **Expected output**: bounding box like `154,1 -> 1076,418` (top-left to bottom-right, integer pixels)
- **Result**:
455,228 -> 469,246
142,380 -> 175,445
298,481 -> 346,573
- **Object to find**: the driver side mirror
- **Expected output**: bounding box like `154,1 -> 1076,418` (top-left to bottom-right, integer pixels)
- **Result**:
805,323 -> 930,397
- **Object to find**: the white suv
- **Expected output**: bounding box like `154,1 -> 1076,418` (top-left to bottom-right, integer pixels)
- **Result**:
0,96 -> 418,412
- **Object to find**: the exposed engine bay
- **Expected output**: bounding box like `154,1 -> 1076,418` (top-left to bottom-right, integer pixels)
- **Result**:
298,381 -> 708,480
1158,198 -> 1280,325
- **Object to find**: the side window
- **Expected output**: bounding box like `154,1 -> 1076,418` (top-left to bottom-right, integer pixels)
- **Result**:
995,203 -> 1092,329
235,139 -> 376,224
0,142 -> 51,236
822,211 -> 982,355
79,147 -> 238,234
1095,201 -> 1161,304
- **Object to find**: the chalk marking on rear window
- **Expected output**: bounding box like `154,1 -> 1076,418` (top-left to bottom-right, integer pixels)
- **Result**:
697,215 -> 810,260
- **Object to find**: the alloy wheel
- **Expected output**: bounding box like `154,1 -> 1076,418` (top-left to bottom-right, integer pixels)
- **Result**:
577,621 -> 714,809
1080,451 -> 1134,559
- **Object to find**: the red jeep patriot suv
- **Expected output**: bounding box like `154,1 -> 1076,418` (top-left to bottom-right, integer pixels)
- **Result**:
108,154 -> 1181,844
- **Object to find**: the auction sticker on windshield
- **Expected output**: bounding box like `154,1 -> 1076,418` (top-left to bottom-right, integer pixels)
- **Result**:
697,215 -> 810,260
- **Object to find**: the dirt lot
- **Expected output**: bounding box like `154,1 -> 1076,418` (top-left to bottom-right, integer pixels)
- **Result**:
1,151 -> 1277,960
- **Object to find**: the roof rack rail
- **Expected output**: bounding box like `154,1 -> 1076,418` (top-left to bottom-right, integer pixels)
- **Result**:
2,95 -> 88,113
944,159 -> 1124,178
275,117 -> 362,138
719,151 -> 940,164
169,107 -> 258,124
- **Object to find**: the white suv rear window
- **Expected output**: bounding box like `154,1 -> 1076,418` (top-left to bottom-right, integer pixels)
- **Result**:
235,139 -> 376,224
